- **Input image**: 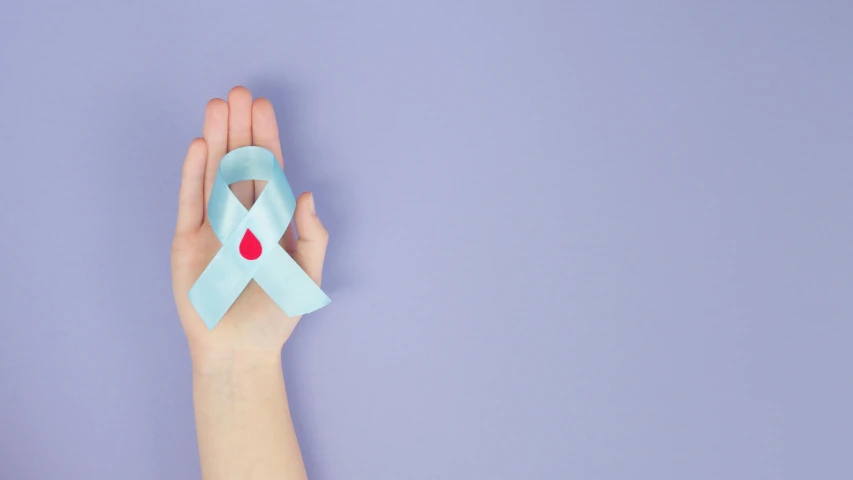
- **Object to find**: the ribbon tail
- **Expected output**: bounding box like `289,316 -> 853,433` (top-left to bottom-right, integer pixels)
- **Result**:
254,248 -> 331,317
188,252 -> 254,330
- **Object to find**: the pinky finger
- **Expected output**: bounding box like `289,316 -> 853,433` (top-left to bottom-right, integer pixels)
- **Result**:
175,138 -> 208,235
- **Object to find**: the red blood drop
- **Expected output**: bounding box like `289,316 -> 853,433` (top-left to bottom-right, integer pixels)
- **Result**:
239,229 -> 263,260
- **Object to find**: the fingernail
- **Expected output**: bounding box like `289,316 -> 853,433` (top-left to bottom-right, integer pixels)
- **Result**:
308,193 -> 317,216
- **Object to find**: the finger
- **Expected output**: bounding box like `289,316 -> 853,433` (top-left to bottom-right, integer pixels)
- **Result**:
251,97 -> 284,196
292,192 -> 329,285
175,138 -> 207,234
227,86 -> 254,209
202,98 -> 228,208
251,98 -> 285,165
252,97 -> 296,251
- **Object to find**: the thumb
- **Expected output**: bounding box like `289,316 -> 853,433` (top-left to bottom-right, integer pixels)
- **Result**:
292,192 -> 329,286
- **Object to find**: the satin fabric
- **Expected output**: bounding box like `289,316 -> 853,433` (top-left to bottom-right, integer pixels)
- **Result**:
188,146 -> 331,330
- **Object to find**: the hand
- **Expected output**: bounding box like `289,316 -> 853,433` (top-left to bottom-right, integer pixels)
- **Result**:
171,86 -> 329,371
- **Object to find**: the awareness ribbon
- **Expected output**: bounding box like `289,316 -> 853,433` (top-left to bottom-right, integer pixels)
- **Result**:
188,146 -> 330,330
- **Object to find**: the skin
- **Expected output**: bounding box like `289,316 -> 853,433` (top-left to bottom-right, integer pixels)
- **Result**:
171,86 -> 329,480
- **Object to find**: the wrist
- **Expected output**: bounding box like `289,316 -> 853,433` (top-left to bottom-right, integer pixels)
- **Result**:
191,354 -> 288,419
189,343 -> 284,377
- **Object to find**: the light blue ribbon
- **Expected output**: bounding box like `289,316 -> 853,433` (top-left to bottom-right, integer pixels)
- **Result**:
188,146 -> 330,330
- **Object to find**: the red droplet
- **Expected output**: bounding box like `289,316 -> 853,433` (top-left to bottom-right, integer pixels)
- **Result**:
239,229 -> 263,260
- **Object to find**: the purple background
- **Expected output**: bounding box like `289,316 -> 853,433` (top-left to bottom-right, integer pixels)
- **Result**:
1,1 -> 851,479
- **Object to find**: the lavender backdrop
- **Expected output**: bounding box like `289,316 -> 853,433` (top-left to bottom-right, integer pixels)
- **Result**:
1,1 -> 851,479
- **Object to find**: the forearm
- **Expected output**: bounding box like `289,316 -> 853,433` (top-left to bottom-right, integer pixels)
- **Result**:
192,357 -> 307,480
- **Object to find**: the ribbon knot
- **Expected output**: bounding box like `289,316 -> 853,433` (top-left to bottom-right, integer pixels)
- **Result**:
188,146 -> 330,330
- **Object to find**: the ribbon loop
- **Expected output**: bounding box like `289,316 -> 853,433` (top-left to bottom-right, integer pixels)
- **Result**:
188,146 -> 331,330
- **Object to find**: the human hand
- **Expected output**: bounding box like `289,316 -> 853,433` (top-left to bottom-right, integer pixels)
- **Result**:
171,87 -> 329,372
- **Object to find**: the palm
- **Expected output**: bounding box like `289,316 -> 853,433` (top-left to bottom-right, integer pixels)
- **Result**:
170,87 -> 328,361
